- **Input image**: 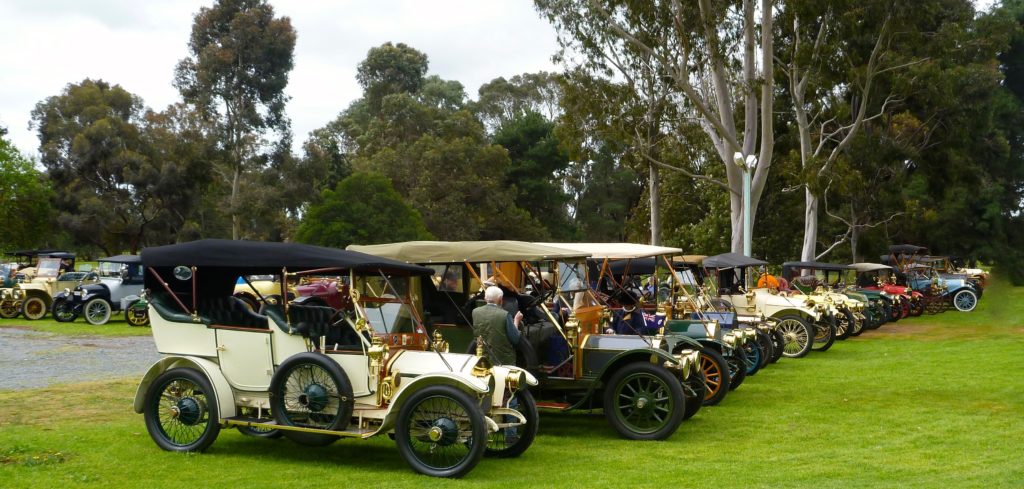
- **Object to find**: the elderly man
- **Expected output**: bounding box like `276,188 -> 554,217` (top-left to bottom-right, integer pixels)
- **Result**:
472,286 -> 523,365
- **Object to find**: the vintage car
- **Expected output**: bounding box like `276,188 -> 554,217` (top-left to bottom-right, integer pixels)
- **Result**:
851,262 -> 920,319
0,254 -> 99,320
349,240 -> 700,441
135,239 -> 538,478
52,255 -> 149,326
904,264 -> 980,313
0,250 -> 71,318
699,253 -> 830,358
921,255 -> 988,289
780,262 -> 870,338
551,243 -> 759,407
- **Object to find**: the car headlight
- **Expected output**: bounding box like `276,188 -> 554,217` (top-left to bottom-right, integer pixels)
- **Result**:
63,288 -> 71,295
13,289 -> 22,299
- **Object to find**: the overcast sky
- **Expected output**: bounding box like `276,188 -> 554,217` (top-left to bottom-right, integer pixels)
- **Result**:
0,0 -> 563,156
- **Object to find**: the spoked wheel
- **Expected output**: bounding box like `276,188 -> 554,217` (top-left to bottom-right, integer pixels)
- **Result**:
754,330 -> 773,368
849,312 -> 865,337
484,389 -> 538,458
52,298 -> 78,323
602,362 -> 685,440
953,289 -> 978,312
83,298 -> 112,325
270,353 -> 353,447
725,347 -> 747,390
395,385 -> 487,478
776,315 -> 813,358
924,298 -> 944,315
900,299 -> 912,318
0,300 -> 19,319
698,348 -> 731,406
740,340 -> 761,377
682,370 -> 706,420
909,297 -> 925,317
811,318 -> 836,352
888,299 -> 902,322
21,296 -> 47,320
126,302 -> 150,326
834,309 -> 854,340
769,329 -> 785,363
143,368 -> 220,452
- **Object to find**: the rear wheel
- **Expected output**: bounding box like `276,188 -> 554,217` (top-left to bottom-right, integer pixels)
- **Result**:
395,385 -> 487,478
776,315 -> 813,358
270,353 -> 353,447
143,368 -> 220,452
602,362 -> 685,440
908,297 -> 924,317
953,289 -> 978,312
52,298 -> 78,323
484,389 -> 538,458
126,302 -> 150,327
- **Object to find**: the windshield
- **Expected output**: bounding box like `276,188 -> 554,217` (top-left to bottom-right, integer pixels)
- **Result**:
35,258 -> 62,278
352,274 -> 419,334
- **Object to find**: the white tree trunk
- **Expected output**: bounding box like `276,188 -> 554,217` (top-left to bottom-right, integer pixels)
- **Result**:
649,163 -> 660,245
801,188 -> 818,262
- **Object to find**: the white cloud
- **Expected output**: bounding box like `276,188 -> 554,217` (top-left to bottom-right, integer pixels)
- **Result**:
0,0 -> 561,156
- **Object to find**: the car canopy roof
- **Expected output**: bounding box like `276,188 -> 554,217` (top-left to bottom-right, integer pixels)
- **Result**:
5,249 -> 70,258
702,252 -> 767,269
889,244 -> 928,254
98,254 -> 142,264
536,242 -> 682,259
348,240 -> 589,264
849,262 -> 895,273
781,261 -> 851,271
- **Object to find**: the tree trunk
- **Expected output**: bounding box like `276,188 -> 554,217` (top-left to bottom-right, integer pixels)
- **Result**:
801,188 -> 819,261
231,164 -> 241,240
849,204 -> 858,263
649,163 -> 660,245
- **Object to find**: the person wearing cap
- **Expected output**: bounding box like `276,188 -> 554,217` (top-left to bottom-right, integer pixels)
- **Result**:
605,294 -> 658,335
472,286 -> 524,365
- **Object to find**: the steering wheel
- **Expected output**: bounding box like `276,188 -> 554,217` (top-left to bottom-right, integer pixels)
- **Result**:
522,287 -> 554,311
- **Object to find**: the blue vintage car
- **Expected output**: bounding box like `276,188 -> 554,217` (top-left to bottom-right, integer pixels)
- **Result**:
904,264 -> 980,312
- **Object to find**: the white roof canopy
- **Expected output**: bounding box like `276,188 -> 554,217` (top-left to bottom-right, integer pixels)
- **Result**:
535,242 -> 683,259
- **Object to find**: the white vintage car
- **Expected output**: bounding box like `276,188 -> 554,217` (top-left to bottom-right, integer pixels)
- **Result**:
134,239 -> 537,478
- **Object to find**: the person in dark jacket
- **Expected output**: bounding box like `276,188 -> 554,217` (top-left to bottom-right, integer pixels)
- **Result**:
471,286 -> 523,365
605,295 -> 659,335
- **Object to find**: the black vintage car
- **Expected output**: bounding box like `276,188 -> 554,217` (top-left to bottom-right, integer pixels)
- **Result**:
52,255 -> 149,326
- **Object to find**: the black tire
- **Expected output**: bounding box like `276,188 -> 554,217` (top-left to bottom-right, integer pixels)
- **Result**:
126,301 -> 150,327
395,385 -> 487,478
0,300 -> 19,318
775,315 -> 813,358
602,362 -> 685,440
699,348 -> 731,406
811,317 -> 836,352
52,298 -> 78,323
143,368 -> 221,452
238,425 -> 283,438
682,370 -> 706,420
769,329 -> 785,363
754,330 -> 773,368
725,347 -> 747,390
908,297 -> 924,317
849,311 -> 865,337
953,289 -> 978,312
484,389 -> 538,458
739,339 -> 761,377
21,296 -> 47,320
83,298 -> 112,325
270,352 -> 353,447
835,309 -> 855,340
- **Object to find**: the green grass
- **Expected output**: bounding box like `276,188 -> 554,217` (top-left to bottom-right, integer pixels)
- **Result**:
0,315 -> 152,337
1,279 -> 1022,488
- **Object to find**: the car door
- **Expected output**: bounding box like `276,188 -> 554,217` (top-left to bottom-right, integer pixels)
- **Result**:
216,328 -> 274,391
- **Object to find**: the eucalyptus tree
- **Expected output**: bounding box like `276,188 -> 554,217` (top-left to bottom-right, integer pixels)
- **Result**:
0,127 -> 54,251
174,0 -> 296,240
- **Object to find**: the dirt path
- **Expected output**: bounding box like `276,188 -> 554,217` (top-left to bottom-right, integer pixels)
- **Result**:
0,328 -> 159,390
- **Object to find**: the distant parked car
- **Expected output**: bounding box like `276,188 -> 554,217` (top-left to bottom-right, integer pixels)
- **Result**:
52,255 -> 148,325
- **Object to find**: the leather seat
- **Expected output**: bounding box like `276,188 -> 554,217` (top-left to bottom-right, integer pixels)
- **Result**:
197,296 -> 268,328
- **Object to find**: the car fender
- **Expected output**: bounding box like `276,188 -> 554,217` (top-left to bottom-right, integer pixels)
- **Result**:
119,294 -> 141,311
596,348 -> 679,383
694,338 -> 730,353
133,356 -> 236,419
377,372 -> 493,433
770,308 -> 820,322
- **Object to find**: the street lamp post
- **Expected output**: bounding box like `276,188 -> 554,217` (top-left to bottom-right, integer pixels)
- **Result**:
734,152 -> 758,285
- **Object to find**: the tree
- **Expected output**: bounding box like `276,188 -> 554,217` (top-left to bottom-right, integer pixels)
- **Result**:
474,72 -> 563,131
175,0 -> 296,240
31,79 -> 169,254
0,127 -> 54,251
294,172 -> 432,248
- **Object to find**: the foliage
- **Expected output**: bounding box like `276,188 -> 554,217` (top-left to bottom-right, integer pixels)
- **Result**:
0,128 -> 54,251
175,0 -> 296,240
294,172 -> 431,249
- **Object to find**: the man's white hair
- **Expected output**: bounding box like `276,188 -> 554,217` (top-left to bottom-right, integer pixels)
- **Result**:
484,285 -> 504,303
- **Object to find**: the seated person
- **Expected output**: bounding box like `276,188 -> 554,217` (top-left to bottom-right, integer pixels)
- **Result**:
605,296 -> 659,336
756,269 -> 779,289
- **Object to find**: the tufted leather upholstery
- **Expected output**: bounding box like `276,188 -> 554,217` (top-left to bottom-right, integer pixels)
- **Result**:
264,303 -> 362,350
197,296 -> 268,328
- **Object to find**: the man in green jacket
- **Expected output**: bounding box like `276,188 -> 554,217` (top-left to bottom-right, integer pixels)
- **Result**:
472,286 -> 523,365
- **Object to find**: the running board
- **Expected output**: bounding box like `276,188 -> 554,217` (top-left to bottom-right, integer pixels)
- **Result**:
223,416 -> 377,439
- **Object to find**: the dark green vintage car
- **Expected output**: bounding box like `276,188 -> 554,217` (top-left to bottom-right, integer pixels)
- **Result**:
350,241 -> 701,441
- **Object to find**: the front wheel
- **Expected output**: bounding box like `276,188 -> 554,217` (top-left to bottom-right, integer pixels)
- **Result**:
602,362 -> 685,440
908,297 -> 924,317
725,347 -> 747,390
52,298 -> 78,323
776,315 -> 813,358
395,385 -> 487,478
835,309 -> 854,340
811,318 -> 836,352
83,298 -> 112,325
698,348 -> 731,406
0,300 -> 19,318
143,368 -> 221,452
484,389 -> 538,458
682,370 -> 706,420
769,329 -> 785,363
739,340 -> 761,377
953,289 -> 978,312
21,296 -> 47,320
754,330 -> 773,369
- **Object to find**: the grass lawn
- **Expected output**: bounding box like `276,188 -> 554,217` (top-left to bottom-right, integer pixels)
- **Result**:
0,315 -> 152,337
1,278 -> 1021,488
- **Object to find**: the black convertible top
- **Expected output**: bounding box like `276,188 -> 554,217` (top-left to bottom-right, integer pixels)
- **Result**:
99,254 -> 142,264
702,252 -> 767,269
142,239 -> 432,274
889,244 -> 928,254
781,261 -> 851,271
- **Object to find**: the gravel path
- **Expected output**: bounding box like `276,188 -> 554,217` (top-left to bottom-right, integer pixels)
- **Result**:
0,328 -> 160,390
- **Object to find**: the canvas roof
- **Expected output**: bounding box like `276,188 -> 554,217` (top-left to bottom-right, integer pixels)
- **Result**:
849,262 -> 895,273
702,252 -> 768,269
348,240 -> 589,264
98,254 -> 141,264
536,242 -> 683,259
781,261 -> 851,271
